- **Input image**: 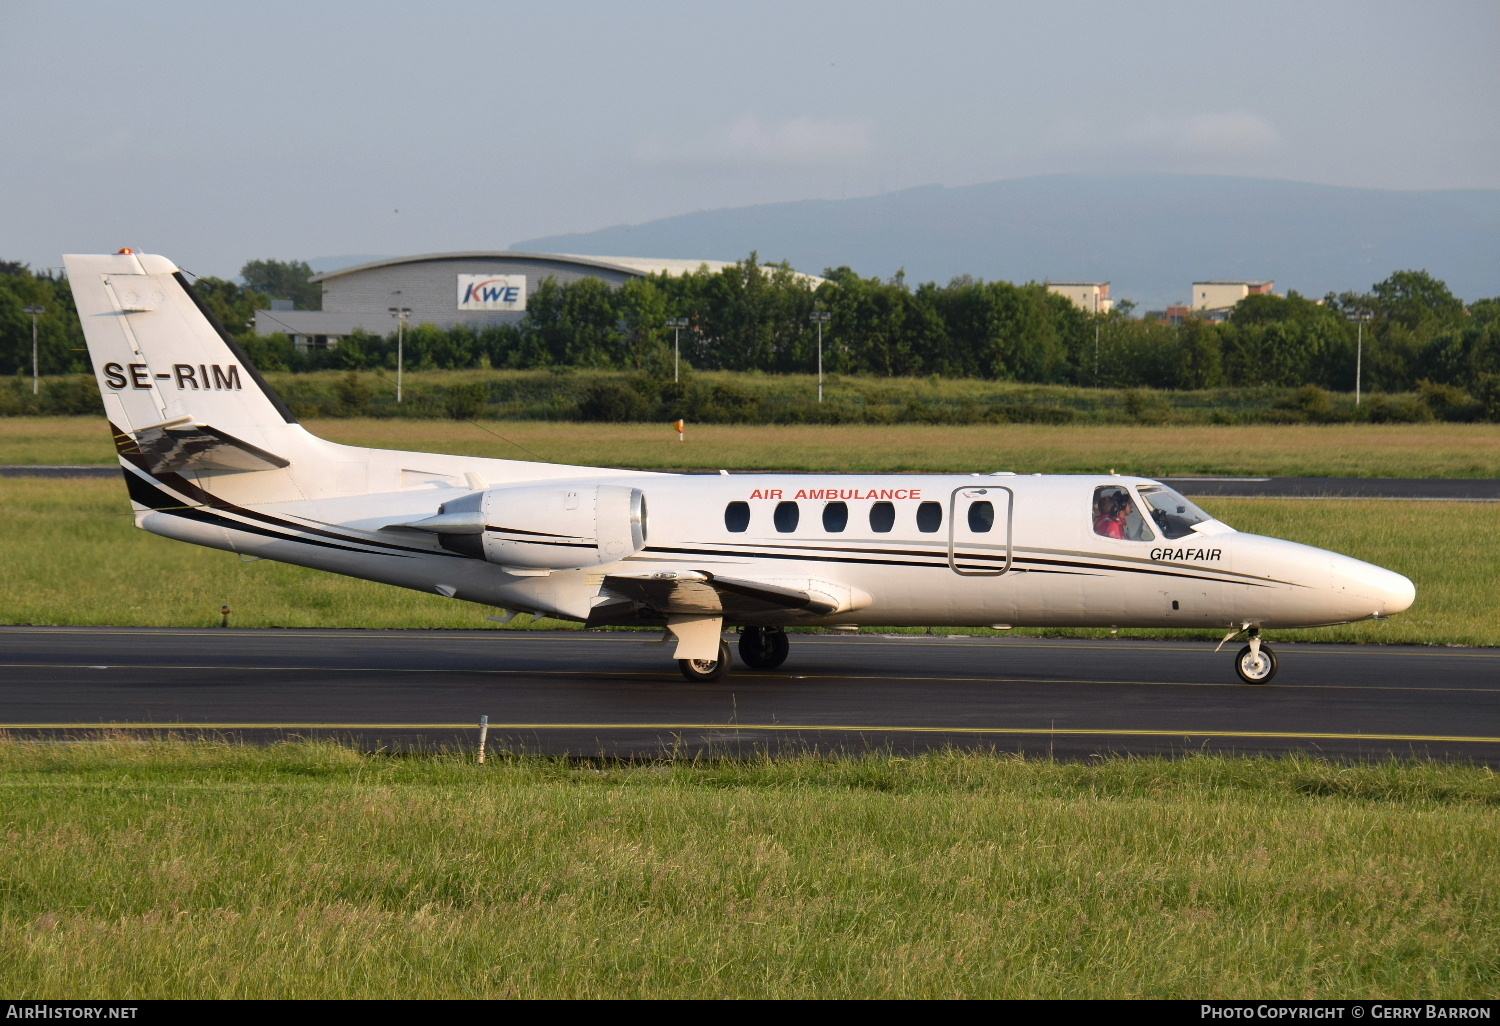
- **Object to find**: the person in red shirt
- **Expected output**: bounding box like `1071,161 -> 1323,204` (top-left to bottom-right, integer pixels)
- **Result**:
1094,488 -> 1128,539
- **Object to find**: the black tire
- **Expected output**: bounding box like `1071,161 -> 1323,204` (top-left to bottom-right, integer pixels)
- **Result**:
1234,643 -> 1278,684
679,641 -> 731,682
739,627 -> 790,670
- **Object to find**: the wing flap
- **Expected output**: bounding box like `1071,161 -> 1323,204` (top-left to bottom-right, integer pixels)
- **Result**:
594,571 -> 870,625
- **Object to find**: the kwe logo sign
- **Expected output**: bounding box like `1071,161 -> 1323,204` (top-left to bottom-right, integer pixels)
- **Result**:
457,274 -> 526,311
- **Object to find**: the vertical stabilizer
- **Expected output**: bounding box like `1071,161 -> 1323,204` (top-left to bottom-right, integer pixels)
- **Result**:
64,251 -> 298,443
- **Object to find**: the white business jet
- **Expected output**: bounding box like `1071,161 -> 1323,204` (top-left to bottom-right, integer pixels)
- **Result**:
64,251 -> 1415,684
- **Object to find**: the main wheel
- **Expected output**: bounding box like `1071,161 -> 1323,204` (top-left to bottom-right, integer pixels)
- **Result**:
679,641 -> 732,682
738,627 -> 790,670
1234,643 -> 1278,684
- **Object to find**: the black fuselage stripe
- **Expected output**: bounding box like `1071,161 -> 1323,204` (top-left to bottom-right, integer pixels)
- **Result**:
110,436 -> 471,559
485,525 -> 578,539
745,540 -> 1275,585
641,543 -> 1269,586
123,469 -> 403,557
487,536 -> 596,549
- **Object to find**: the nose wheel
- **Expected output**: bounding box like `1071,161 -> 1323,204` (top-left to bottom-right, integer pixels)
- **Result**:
1234,641 -> 1278,684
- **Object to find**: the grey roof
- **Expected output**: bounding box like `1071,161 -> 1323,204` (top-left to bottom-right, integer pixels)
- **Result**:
309,251 -> 743,284
252,310 -> 398,335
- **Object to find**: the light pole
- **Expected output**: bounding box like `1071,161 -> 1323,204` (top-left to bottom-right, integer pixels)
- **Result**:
665,317 -> 689,383
388,304 -> 411,402
1094,318 -> 1101,385
809,311 -> 831,402
1349,310 -> 1373,406
22,305 -> 44,395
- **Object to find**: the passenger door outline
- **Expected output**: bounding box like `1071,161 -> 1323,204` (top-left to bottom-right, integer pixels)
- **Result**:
948,486 -> 1012,576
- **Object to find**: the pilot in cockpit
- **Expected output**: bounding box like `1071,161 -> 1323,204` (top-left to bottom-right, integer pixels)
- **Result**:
1093,485 -> 1152,541
1093,490 -> 1126,539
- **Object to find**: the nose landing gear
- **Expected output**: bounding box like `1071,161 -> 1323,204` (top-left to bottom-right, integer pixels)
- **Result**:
1233,629 -> 1278,684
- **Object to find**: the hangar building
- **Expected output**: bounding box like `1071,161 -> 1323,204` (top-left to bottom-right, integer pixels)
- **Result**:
252,252 -> 751,347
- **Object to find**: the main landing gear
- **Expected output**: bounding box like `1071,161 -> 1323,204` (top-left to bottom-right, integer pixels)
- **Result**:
678,641 -> 732,683
675,627 -> 790,682
738,626 -> 790,670
1233,628 -> 1278,684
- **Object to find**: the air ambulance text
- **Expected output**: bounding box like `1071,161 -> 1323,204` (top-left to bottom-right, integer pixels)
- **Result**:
747,488 -> 922,501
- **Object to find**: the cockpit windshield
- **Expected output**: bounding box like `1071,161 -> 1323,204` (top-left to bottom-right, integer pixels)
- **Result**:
1137,485 -> 1215,540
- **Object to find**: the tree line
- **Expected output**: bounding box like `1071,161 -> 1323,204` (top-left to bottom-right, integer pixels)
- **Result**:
3,256 -> 1498,405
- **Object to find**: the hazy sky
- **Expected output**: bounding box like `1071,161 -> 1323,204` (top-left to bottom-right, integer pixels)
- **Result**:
3,0 -> 1496,277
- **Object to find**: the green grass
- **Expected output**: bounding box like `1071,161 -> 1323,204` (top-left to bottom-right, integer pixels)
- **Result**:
0,741 -> 1494,998
1,478 -> 1495,645
5,415 -> 1500,476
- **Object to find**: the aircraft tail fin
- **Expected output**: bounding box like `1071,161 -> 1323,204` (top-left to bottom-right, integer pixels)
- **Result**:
64,251 -> 300,445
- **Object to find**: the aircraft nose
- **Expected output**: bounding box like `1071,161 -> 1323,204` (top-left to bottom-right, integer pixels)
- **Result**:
1333,555 -> 1416,617
1379,569 -> 1416,615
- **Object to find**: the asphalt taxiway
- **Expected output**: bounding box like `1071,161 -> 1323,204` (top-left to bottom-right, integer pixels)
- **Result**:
1,627 -> 1495,762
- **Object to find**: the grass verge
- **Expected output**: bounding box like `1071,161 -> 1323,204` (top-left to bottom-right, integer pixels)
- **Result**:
1,478 -> 1495,645
0,741 -> 1494,998
4,416 -> 1500,477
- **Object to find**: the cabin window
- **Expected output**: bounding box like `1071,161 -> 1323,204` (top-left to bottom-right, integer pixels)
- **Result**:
724,501 -> 750,533
822,501 -> 848,532
916,501 -> 943,533
1138,485 -> 1214,540
869,501 -> 895,533
1092,484 -> 1154,542
774,501 -> 800,533
968,500 -> 995,533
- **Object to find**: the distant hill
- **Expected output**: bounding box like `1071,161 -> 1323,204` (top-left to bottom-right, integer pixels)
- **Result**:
513,174 -> 1500,310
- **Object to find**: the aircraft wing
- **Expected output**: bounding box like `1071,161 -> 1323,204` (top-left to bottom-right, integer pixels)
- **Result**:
589,571 -> 870,626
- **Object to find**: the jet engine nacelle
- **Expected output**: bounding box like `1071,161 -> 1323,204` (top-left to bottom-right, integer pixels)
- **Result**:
419,483 -> 647,570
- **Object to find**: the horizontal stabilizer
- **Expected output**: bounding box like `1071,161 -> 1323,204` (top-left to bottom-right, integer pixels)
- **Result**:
131,418 -> 291,475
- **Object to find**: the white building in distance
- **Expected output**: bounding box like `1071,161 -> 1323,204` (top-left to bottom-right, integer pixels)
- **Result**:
1191,280 -> 1274,313
1046,281 -> 1113,314
253,252 -> 819,348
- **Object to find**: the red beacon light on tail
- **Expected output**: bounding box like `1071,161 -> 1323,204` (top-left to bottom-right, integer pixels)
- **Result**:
116,248 -> 134,254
